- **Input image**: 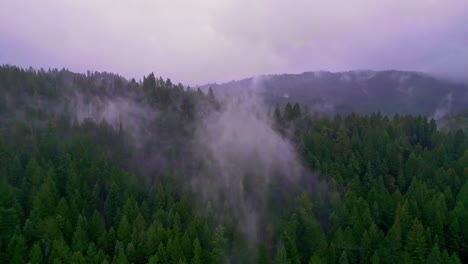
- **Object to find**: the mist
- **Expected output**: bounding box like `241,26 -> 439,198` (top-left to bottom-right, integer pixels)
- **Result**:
66,75 -> 307,240
69,91 -> 158,148
54,73 -> 305,243
192,90 -> 304,239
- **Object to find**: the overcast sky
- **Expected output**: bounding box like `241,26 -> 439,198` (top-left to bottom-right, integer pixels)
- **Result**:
1,0 -> 467,84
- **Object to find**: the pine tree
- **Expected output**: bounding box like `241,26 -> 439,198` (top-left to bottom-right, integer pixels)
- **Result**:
426,244 -> 441,264
70,251 -> 86,264
72,215 -> 89,252
406,218 -> 426,263
114,247 -> 129,264
211,225 -> 227,263
154,242 -> 168,264
360,230 -> 372,264
274,105 -> 282,122
30,175 -> 59,220
308,253 -> 323,264
104,183 -> 121,226
284,103 -> 293,121
29,242 -> 43,263
191,238 -> 202,264
207,87 -> 215,102
50,238 -> 71,263
274,246 -> 291,264
446,217 -> 461,253
6,234 -> 27,264
117,215 -> 131,243
370,251 -> 380,264
126,243 -> 136,264
339,251 -> 349,264
88,210 -> 105,242
292,103 -> 302,119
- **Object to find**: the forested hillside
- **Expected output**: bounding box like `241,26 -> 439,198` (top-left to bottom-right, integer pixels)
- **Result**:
205,71 -> 468,118
0,66 -> 466,264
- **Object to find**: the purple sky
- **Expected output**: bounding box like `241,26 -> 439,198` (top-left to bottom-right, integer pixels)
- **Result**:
1,0 -> 467,84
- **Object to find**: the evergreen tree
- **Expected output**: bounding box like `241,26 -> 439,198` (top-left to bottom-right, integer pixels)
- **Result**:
191,238 -> 202,264
29,242 -> 43,264
339,251 -> 349,264
274,246 -> 291,264
284,103 -> 293,121
406,218 -> 427,263
104,183 -> 121,226
274,105 -> 282,122
211,226 -> 227,263
5,234 -> 27,264
292,103 -> 302,119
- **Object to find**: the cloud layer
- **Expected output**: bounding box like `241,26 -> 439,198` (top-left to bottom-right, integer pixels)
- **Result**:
1,0 -> 467,84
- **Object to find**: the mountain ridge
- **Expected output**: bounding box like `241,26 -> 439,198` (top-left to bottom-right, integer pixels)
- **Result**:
202,70 -> 468,118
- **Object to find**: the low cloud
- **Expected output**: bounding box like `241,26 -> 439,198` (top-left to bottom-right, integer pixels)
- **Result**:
192,79 -> 303,239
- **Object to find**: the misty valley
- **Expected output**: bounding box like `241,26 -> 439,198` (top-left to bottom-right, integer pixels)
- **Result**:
0,65 -> 467,264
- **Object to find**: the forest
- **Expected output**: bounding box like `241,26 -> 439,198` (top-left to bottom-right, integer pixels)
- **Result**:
0,65 -> 466,264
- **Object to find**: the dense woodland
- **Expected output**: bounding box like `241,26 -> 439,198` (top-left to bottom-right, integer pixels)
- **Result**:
0,65 -> 467,263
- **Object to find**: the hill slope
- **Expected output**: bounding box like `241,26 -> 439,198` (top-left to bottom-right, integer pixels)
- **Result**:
205,70 -> 468,118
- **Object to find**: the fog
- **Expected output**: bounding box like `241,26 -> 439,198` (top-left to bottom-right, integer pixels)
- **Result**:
57,75 -> 306,240
192,89 -> 303,239
70,92 -> 158,148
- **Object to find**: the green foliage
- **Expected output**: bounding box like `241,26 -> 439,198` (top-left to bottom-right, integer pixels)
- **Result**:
0,120 -> 219,263
0,66 -> 466,263
274,246 -> 291,264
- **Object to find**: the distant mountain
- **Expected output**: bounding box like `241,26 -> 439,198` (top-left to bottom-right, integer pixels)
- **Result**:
204,70 -> 468,118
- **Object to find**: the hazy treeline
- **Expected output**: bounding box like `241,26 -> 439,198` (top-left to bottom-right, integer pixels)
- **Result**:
0,65 -> 466,263
206,70 -> 468,119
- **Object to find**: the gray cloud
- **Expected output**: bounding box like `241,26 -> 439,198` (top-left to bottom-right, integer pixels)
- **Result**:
1,0 -> 467,84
